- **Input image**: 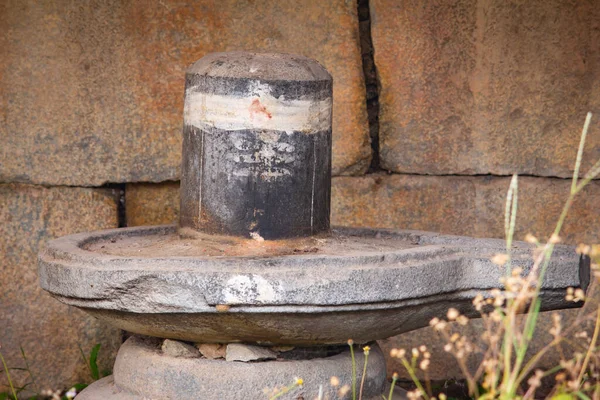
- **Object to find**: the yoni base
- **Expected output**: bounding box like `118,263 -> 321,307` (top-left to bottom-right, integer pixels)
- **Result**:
78,336 -> 389,400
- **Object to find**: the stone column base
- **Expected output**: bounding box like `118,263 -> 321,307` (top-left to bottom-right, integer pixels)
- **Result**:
78,336 -> 392,400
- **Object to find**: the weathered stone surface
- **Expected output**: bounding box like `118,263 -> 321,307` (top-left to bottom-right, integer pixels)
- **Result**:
161,339 -> 199,358
79,336 -> 387,400
126,183 -> 180,226
371,0 -> 600,177
125,175 -> 600,244
196,343 -> 226,360
381,282 -> 600,382
225,344 -> 277,362
39,224 -> 585,344
180,52 -> 333,240
333,175 -> 479,236
82,376 -> 408,400
0,183 -> 122,392
1,0 -> 369,187
332,174 -> 600,245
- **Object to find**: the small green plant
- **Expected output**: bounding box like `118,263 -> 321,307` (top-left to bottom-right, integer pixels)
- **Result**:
267,377 -> 304,400
349,339 -> 357,400
267,342 -> 375,400
388,112 -> 600,399
0,345 -> 17,400
78,343 -> 101,381
388,372 -> 399,399
0,345 -> 41,400
0,343 -> 106,400
359,345 -> 371,400
346,341 -> 380,400
20,347 -> 39,395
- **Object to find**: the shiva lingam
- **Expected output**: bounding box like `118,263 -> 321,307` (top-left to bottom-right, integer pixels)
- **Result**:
38,52 -> 589,399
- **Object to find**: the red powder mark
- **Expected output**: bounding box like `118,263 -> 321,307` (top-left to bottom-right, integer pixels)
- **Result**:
249,99 -> 272,119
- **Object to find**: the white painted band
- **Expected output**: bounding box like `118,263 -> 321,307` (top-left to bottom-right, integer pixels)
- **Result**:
184,81 -> 332,134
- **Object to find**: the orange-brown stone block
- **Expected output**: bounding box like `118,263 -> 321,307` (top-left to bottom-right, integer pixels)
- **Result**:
126,175 -> 599,245
1,0 -> 369,186
332,174 -> 600,245
0,184 -> 122,393
126,182 -> 180,227
371,0 -> 600,177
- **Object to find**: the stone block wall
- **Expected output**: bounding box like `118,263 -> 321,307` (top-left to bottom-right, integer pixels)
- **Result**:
1,0 -> 370,186
0,184 -> 122,391
371,0 -> 600,178
1,0 -> 599,392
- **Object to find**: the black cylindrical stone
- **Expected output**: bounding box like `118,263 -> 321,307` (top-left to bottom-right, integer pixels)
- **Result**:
179,52 -> 332,240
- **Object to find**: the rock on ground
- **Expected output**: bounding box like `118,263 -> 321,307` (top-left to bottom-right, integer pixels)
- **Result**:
196,343 -> 226,360
225,344 -> 278,362
161,339 -> 200,358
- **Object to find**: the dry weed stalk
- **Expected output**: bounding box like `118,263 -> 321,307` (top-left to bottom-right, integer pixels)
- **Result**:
390,113 -> 600,399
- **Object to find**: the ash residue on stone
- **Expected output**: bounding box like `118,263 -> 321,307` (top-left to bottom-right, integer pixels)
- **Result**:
83,227 -> 417,258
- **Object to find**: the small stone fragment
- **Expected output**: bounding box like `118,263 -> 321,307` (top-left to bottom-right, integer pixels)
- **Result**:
272,346 -> 295,353
215,304 -> 231,312
161,339 -> 200,358
225,344 -> 277,362
197,343 -> 226,360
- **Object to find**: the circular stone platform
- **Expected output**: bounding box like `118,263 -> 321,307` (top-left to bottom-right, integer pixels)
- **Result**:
38,225 -> 587,344
77,336 -> 387,400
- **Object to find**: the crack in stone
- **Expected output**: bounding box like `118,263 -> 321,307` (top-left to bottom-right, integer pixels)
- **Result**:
357,0 -> 382,173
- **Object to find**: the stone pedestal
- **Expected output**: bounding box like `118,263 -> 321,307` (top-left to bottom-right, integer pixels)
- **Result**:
79,336 -> 387,400
38,51 -> 589,400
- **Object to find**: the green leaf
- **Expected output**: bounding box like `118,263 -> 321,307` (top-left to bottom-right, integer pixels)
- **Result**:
89,344 -> 101,381
576,391 -> 592,400
517,298 -> 541,356
525,298 -> 542,342
72,383 -> 88,391
552,394 -> 575,400
78,344 -> 88,370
